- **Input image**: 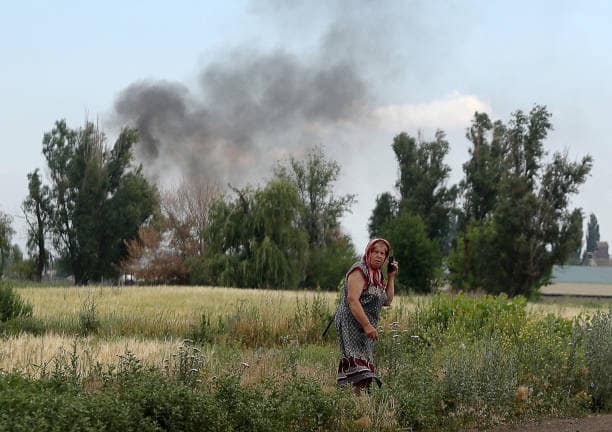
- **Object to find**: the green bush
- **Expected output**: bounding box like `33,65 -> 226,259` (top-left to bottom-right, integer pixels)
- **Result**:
373,293 -> 594,429
0,371 -> 230,432
381,351 -> 442,431
0,281 -> 33,322
439,338 -> 517,426
584,309 -> 612,411
417,292 -> 527,338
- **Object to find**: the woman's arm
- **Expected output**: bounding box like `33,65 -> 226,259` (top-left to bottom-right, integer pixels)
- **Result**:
346,270 -> 378,340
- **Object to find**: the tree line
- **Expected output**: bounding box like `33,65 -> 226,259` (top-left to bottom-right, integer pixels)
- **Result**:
0,105 -> 594,297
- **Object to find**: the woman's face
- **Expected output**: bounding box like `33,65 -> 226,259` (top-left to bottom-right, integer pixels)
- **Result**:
369,242 -> 388,269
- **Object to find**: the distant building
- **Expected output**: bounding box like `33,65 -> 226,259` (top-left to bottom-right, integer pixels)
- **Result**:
553,265 -> 612,283
594,241 -> 611,267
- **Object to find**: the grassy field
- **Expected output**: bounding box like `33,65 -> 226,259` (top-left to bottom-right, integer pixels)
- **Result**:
3,284 -> 612,431
7,285 -> 611,372
540,282 -> 612,298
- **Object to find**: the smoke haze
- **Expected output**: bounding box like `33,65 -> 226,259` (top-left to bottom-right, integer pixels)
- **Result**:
114,49 -> 370,184
113,1 -> 473,186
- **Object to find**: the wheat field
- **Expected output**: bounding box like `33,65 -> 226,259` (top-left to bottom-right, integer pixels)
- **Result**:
5,284 -> 610,378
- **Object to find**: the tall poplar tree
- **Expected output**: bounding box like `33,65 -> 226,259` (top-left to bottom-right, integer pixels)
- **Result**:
392,131 -> 458,243
585,213 -> 600,256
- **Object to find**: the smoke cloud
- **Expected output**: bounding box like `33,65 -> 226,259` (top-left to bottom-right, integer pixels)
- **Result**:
112,1 -> 473,186
114,48 -> 369,184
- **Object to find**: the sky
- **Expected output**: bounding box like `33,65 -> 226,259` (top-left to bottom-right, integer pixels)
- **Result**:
1,0 -> 611,254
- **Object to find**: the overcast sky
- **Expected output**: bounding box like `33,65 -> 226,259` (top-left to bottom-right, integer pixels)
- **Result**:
2,0 -> 611,253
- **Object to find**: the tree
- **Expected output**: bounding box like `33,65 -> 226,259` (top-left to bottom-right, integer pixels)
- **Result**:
200,179 -> 309,289
162,176 -> 221,258
450,106 -> 592,297
379,209 -> 441,293
121,223 -> 190,284
0,211 -> 15,278
368,192 -> 398,238
585,213 -> 600,259
121,176 -> 221,284
22,169 -> 52,281
274,146 -> 355,245
460,112 -> 506,224
274,146 -> 357,288
392,131 -> 458,245
367,131 -> 457,291
193,147 -> 356,290
41,120 -> 157,284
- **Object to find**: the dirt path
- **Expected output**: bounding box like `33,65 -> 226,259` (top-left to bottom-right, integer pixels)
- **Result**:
480,414 -> 612,432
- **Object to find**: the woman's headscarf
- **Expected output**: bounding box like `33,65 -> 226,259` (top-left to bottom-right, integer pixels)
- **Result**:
362,238 -> 391,288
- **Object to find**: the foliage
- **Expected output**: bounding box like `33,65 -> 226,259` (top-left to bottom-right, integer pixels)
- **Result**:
369,131 -> 456,292
303,233 -> 357,290
0,280 -> 33,322
379,209 -> 441,293
122,224 -> 190,284
0,211 -> 15,278
5,258 -> 38,281
22,169 -> 52,281
447,218 -> 499,292
451,106 -> 592,297
274,146 -> 355,247
274,146 -> 357,289
0,346 -> 354,432
584,309 -> 612,411
460,112 -> 506,224
201,179 -> 309,289
414,292 -> 527,337
368,192 -> 398,239
585,212 -> 600,261
373,293 -> 592,429
391,131 -> 458,247
40,120 -> 158,284
78,294 -> 100,336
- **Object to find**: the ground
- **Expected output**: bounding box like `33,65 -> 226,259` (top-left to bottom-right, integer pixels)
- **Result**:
478,414 -> 612,432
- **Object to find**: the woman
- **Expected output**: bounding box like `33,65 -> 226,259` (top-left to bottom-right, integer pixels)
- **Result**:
335,238 -> 398,395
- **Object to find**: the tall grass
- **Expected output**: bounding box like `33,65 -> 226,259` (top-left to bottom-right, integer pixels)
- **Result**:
16,286 -> 342,340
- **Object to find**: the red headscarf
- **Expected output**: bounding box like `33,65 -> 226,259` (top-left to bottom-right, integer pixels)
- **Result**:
362,238 -> 391,288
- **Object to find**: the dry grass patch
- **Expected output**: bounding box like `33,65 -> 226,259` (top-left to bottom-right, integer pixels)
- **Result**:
0,333 -> 186,376
527,301 -> 611,319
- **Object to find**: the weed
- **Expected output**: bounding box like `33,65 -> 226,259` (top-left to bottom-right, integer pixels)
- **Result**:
172,339 -> 206,388
79,294 -> 100,336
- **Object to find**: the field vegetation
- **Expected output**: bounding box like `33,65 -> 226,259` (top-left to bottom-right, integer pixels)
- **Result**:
2,281 -> 612,431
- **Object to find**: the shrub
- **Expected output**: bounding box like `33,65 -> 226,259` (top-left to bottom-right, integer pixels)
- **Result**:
0,280 -> 33,322
415,292 -> 527,339
584,309 -> 612,411
440,338 -> 518,426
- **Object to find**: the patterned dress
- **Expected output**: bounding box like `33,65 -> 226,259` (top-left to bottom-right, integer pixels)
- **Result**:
335,261 -> 388,387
